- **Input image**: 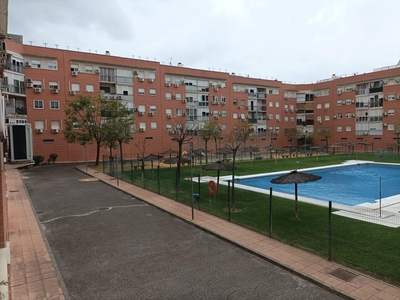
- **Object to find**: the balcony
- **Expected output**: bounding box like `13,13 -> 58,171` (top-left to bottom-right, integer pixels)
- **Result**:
248,118 -> 258,124
369,87 -> 383,93
257,93 -> 266,99
6,62 -> 24,74
3,84 -> 26,95
248,92 -> 257,98
102,93 -> 133,102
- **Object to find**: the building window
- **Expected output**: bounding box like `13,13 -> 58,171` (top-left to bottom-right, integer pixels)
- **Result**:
49,81 -> 58,90
138,88 -> 145,95
35,120 -> 44,130
388,124 -> 394,130
33,80 -> 42,89
233,99 -> 238,105
345,99 -> 352,105
166,93 -> 171,100
316,104 -> 321,109
50,101 -> 59,110
290,117 -> 294,122
317,116 -> 322,122
324,103 -> 330,109
71,83 -> 80,91
388,93 -> 395,101
337,100 -> 342,106
86,84 -> 94,92
221,96 -> 226,104
73,122 -> 81,129
346,126 -> 351,132
85,65 -> 93,73
221,124 -> 227,130
269,102 -> 273,107
275,102 -> 279,108
221,111 -> 226,117
388,109 -> 395,116
325,115 -> 330,121
32,60 -> 41,68
139,122 -> 146,130
176,109 -> 182,116
233,113 -> 238,119
71,64 -> 79,72
48,61 -> 57,70
337,126 -> 342,132
346,113 -> 352,118
241,100 -> 245,106
151,122 -> 157,129
34,100 -> 44,109
276,114 -> 280,120
284,116 -> 288,122
149,106 -> 156,114
150,89 -> 156,96
337,113 -> 342,119
175,93 -> 182,100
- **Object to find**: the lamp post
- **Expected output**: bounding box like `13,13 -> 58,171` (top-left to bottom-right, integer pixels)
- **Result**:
374,174 -> 382,217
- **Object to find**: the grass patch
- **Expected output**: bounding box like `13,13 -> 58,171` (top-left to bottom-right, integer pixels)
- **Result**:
111,153 -> 400,285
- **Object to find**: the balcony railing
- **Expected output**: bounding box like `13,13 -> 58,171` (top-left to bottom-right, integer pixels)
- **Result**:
257,93 -> 266,99
6,62 -> 24,74
369,87 -> 383,93
3,84 -> 26,95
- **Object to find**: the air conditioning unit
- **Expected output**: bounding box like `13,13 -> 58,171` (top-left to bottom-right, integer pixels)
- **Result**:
174,83 -> 179,88
324,108 -> 328,111
139,77 -> 144,82
218,84 -> 222,88
24,62 -> 31,67
215,116 -> 219,120
27,78 -> 33,83
36,128 -> 43,133
139,128 -> 145,132
182,99 -> 186,103
285,109 -> 288,112
70,90 -> 76,95
352,114 -> 356,117
268,116 -> 273,120
364,132 -> 369,135
52,129 -> 59,133
165,82 -> 171,87
133,71 -> 138,76
26,83 -> 33,88
337,91 -> 342,95
333,115 -> 337,119
95,69 -> 100,74
395,78 -> 400,83
214,87 -> 218,92
109,96 -> 115,100
117,95 -> 123,100
72,71 -> 78,76
351,100 -> 355,104
221,102 -> 226,105
383,123 -> 387,127
383,112 -> 388,116
209,82 -> 213,87
149,112 -> 154,116
181,80 -> 185,84
383,80 -> 388,85
167,115 -> 172,119
52,89 -> 59,94
182,112 -> 186,116
148,78 -> 154,83
139,111 -> 145,116
318,120 -> 322,124
34,88 -> 42,93
238,106 -> 241,109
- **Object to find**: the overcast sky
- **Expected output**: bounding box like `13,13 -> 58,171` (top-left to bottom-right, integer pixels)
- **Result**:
7,0 -> 400,83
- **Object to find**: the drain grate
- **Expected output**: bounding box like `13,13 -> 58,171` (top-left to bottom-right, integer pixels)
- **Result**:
328,268 -> 358,282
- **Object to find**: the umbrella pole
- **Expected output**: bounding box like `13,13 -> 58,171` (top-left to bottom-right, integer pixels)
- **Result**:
295,183 -> 298,220
217,170 -> 220,196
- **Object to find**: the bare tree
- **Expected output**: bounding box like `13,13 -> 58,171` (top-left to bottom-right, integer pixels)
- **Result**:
199,121 -> 220,163
266,129 -> 279,158
224,121 -> 252,210
316,124 -> 335,148
169,117 -> 193,192
135,137 -> 151,182
284,127 -> 302,157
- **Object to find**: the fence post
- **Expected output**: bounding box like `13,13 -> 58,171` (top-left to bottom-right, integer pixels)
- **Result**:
228,180 -> 231,222
269,187 -> 273,238
198,174 -> 200,198
131,159 -> 133,184
328,200 -> 332,261
157,165 -> 160,194
175,169 -> 178,201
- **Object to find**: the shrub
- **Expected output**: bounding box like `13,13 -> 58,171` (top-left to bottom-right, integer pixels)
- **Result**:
33,155 -> 44,166
49,153 -> 58,164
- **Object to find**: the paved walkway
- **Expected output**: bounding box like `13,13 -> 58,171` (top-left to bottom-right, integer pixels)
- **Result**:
5,166 -> 400,300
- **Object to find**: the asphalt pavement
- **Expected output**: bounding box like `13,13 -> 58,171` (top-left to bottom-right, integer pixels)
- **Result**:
21,164 -> 343,300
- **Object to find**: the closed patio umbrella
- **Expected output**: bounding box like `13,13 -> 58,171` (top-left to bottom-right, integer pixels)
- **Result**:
202,161 -> 236,194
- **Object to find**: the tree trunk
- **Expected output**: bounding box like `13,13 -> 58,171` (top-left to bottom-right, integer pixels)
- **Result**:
231,149 -> 237,211
176,142 -> 183,192
119,141 -> 124,173
205,140 -> 209,163
95,140 -> 101,166
295,183 -> 299,220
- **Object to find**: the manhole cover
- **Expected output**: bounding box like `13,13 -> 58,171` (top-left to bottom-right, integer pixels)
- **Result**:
79,178 -> 99,182
328,268 -> 358,282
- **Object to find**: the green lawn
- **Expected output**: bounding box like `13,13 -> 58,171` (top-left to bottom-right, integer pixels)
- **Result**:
114,153 -> 400,285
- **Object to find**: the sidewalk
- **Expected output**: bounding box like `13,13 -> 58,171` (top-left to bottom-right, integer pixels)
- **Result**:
6,166 -> 400,300
7,169 -> 66,300
78,165 -> 400,300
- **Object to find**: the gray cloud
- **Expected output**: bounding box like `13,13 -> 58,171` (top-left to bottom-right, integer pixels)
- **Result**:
8,0 -> 400,83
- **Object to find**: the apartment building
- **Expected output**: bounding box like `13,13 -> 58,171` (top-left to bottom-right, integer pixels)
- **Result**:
2,38 -> 400,163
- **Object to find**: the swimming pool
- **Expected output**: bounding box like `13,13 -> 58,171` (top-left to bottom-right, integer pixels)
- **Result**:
231,163 -> 400,206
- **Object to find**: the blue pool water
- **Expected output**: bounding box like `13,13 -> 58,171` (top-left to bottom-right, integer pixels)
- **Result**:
234,163 -> 400,206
